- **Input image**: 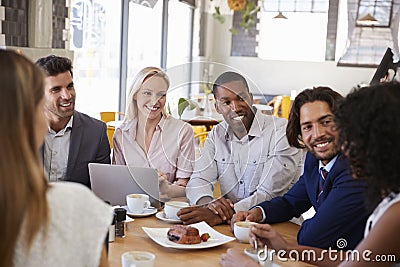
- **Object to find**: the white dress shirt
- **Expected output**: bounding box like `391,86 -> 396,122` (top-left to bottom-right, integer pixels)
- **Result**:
186,110 -> 304,212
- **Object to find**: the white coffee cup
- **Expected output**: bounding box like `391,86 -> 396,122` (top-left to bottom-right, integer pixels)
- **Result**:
121,251 -> 155,267
126,194 -> 151,214
234,221 -> 257,243
164,201 -> 189,220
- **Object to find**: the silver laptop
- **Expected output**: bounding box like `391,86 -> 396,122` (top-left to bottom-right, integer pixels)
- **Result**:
89,163 -> 161,208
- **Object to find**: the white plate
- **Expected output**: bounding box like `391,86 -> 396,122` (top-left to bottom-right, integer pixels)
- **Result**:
122,205 -> 157,217
142,221 -> 235,249
155,211 -> 182,224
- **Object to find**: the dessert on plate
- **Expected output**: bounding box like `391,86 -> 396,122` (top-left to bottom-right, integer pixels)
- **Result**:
167,225 -> 201,244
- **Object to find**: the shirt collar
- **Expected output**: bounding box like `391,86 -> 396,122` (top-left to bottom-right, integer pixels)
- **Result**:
120,116 -> 166,134
319,154 -> 338,173
224,109 -> 262,141
48,116 -> 73,134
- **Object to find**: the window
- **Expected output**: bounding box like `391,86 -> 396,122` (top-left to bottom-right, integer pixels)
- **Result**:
166,0 -> 193,69
356,0 -> 393,27
69,0 -> 196,117
257,0 -> 329,62
337,0 -> 400,66
127,0 -> 163,80
258,12 -> 328,61
166,0 -> 195,113
70,0 -> 122,118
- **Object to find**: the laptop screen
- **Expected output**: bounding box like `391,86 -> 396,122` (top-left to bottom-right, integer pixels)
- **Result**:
89,163 -> 162,208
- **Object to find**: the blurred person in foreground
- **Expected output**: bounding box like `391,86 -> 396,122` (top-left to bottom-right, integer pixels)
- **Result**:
181,71 -> 303,226
0,50 -> 112,267
112,67 -> 195,198
221,82 -> 400,267
230,87 -> 370,250
35,55 -> 110,188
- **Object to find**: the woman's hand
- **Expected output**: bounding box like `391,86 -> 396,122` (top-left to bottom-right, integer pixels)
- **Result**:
174,178 -> 188,187
158,171 -> 187,198
158,171 -> 171,199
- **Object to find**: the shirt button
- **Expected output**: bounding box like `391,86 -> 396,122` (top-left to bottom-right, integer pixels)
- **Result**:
253,160 -> 256,164
222,158 -> 225,162
239,180 -> 244,184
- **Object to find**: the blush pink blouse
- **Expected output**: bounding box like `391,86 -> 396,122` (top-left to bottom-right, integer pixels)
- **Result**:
112,116 -> 195,182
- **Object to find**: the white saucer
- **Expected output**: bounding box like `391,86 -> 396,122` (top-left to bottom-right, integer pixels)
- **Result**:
244,248 -> 280,267
155,211 -> 182,223
122,205 -> 157,218
244,247 -> 258,261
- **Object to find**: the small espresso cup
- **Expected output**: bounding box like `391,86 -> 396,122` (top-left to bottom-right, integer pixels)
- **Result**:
164,201 -> 189,220
121,251 -> 155,267
234,221 -> 257,243
126,194 -> 151,214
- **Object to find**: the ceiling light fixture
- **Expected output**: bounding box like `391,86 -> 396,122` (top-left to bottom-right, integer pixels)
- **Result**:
357,12 -> 379,25
273,11 -> 288,19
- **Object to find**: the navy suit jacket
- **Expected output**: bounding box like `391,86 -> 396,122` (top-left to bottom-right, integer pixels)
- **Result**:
42,111 -> 111,188
258,152 -> 369,250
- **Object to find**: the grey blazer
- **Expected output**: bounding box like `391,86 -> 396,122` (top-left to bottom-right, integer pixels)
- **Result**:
42,111 -> 111,188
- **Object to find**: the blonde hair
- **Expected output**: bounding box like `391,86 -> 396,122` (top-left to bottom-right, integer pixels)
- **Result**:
0,50 -> 49,266
124,67 -> 170,122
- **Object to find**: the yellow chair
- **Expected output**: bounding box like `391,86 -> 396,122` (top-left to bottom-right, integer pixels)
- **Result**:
192,125 -> 207,135
106,126 -> 115,149
192,129 -> 221,197
267,95 -> 291,119
194,131 -> 209,148
100,111 -> 125,123
100,112 -> 125,148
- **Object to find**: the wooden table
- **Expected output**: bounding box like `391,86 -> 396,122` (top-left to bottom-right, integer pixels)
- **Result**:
183,116 -> 222,131
108,216 -> 315,267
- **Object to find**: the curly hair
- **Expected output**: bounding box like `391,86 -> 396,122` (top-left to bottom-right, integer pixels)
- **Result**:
286,86 -> 343,148
335,82 -> 400,206
35,54 -> 73,77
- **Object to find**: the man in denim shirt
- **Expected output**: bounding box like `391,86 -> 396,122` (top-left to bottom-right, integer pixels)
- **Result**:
180,71 -> 303,226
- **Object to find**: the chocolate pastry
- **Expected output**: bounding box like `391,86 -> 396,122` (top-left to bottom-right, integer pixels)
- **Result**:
167,225 -> 201,244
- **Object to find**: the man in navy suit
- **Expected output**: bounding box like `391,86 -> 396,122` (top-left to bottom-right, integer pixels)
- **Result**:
232,87 -> 369,250
36,55 -> 110,188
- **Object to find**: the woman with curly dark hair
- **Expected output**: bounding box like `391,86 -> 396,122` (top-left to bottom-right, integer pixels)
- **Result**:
333,81 -> 400,266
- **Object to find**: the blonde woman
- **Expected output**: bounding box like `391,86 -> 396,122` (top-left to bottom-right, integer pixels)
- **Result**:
0,50 -> 113,267
112,67 -> 194,198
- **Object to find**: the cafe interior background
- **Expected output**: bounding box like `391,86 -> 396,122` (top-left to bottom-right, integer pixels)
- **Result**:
1,0 -> 399,119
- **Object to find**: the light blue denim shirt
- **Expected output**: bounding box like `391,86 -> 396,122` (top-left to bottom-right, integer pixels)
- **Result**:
186,110 -> 304,212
